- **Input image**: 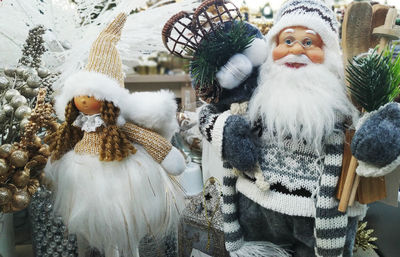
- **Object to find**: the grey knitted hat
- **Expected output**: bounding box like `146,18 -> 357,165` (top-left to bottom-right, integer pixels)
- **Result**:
266,0 -> 339,50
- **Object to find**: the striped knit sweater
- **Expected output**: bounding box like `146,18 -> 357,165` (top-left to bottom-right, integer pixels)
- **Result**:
199,104 -> 366,257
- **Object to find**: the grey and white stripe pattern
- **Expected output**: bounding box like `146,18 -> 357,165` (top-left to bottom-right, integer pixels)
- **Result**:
198,105 -> 245,252
277,0 -> 338,33
222,164 -> 244,252
315,123 -> 347,257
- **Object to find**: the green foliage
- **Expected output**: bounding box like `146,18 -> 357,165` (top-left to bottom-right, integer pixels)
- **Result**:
190,21 -> 255,90
347,48 -> 400,112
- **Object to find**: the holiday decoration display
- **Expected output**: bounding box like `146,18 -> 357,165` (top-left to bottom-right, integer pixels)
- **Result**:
165,0 -> 400,256
0,25 -> 58,146
45,13 -> 186,257
0,86 -> 57,213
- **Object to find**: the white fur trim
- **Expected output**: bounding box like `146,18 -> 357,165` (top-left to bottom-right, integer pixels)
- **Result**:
211,111 -> 231,158
242,38 -> 268,67
121,90 -> 178,139
55,71 -> 130,122
161,147 -> 186,175
356,155 -> 400,178
229,241 -> 290,257
45,146 -> 185,256
216,53 -> 252,89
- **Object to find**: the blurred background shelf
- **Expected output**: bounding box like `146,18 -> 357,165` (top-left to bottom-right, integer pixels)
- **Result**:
124,74 -> 191,98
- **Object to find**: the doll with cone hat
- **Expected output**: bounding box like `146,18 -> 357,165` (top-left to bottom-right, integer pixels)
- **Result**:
45,13 -> 186,257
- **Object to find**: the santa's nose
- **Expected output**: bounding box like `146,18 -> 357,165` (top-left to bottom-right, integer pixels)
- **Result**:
289,42 -> 305,55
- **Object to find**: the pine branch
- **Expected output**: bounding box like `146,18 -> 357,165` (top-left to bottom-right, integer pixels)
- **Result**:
190,21 -> 255,91
347,49 -> 400,112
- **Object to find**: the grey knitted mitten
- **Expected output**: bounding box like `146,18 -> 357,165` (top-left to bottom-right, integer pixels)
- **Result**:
352,102 -> 400,167
222,115 -> 258,171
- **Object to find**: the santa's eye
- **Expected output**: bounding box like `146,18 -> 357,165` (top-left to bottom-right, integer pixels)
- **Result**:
303,38 -> 313,48
284,36 -> 294,46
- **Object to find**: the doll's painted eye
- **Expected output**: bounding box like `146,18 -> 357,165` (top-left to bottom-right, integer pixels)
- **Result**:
284,37 -> 294,46
303,38 -> 313,48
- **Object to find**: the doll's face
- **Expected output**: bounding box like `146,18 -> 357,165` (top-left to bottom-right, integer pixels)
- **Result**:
73,95 -> 102,115
272,26 -> 324,68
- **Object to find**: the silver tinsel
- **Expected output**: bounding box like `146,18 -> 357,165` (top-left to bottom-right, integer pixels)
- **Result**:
29,186 -> 78,257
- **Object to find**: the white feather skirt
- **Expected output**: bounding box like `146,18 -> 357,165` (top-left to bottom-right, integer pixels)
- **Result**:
45,145 -> 185,257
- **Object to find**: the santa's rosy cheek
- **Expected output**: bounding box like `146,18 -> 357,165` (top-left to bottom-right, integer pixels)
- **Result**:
306,48 -> 324,64
272,45 -> 289,61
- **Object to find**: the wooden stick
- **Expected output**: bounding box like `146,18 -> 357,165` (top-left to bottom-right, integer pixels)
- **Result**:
348,174 -> 360,206
338,156 -> 358,212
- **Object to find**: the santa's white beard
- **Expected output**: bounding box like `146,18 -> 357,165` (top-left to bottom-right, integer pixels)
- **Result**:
248,58 -> 357,151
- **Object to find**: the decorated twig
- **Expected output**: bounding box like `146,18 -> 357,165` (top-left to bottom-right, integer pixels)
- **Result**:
0,88 -> 58,213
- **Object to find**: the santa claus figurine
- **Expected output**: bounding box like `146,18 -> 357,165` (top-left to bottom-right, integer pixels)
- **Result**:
199,0 -> 400,256
45,13 -> 186,257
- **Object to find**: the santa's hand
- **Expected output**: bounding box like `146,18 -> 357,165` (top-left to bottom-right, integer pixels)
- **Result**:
161,146 -> 186,175
222,115 -> 258,171
352,103 -> 400,173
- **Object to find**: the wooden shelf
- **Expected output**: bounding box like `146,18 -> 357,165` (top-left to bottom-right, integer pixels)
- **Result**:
124,74 -> 190,83
124,74 -> 192,98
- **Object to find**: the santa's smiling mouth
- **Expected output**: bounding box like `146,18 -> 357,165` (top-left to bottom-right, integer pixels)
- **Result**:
285,62 -> 307,69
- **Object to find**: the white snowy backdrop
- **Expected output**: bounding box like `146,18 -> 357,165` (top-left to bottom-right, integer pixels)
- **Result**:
0,0 -> 199,89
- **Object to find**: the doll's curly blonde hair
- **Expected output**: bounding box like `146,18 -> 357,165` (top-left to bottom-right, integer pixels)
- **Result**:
47,100 -> 135,162
99,101 -> 136,161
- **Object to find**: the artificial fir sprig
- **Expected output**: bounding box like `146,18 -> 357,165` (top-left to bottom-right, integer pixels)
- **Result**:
354,222 -> 377,252
347,48 -> 400,112
190,21 -> 255,91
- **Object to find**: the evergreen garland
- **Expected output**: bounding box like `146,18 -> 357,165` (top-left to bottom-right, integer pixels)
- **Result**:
190,21 -> 255,91
347,49 -> 400,112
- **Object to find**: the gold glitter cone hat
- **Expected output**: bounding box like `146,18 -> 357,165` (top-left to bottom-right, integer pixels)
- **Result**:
85,13 -> 127,86
55,13 -> 130,125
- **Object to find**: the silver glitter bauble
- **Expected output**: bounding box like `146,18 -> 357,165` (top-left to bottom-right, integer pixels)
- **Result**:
23,68 -> 38,80
19,118 -> 30,131
37,67 -> 50,78
0,76 -> 9,90
4,89 -> 20,101
10,95 -> 27,109
3,104 -> 14,116
29,186 -> 78,257
4,66 -> 16,77
15,105 -> 31,120
27,75 -> 41,88
31,88 -> 40,97
16,67 -> 26,77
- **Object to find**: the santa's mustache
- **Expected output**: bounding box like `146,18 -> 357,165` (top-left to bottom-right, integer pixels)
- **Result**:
274,54 -> 312,65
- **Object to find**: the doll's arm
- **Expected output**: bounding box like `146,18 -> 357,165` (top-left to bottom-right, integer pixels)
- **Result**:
199,104 -> 257,171
351,102 -> 400,177
122,122 -> 185,175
